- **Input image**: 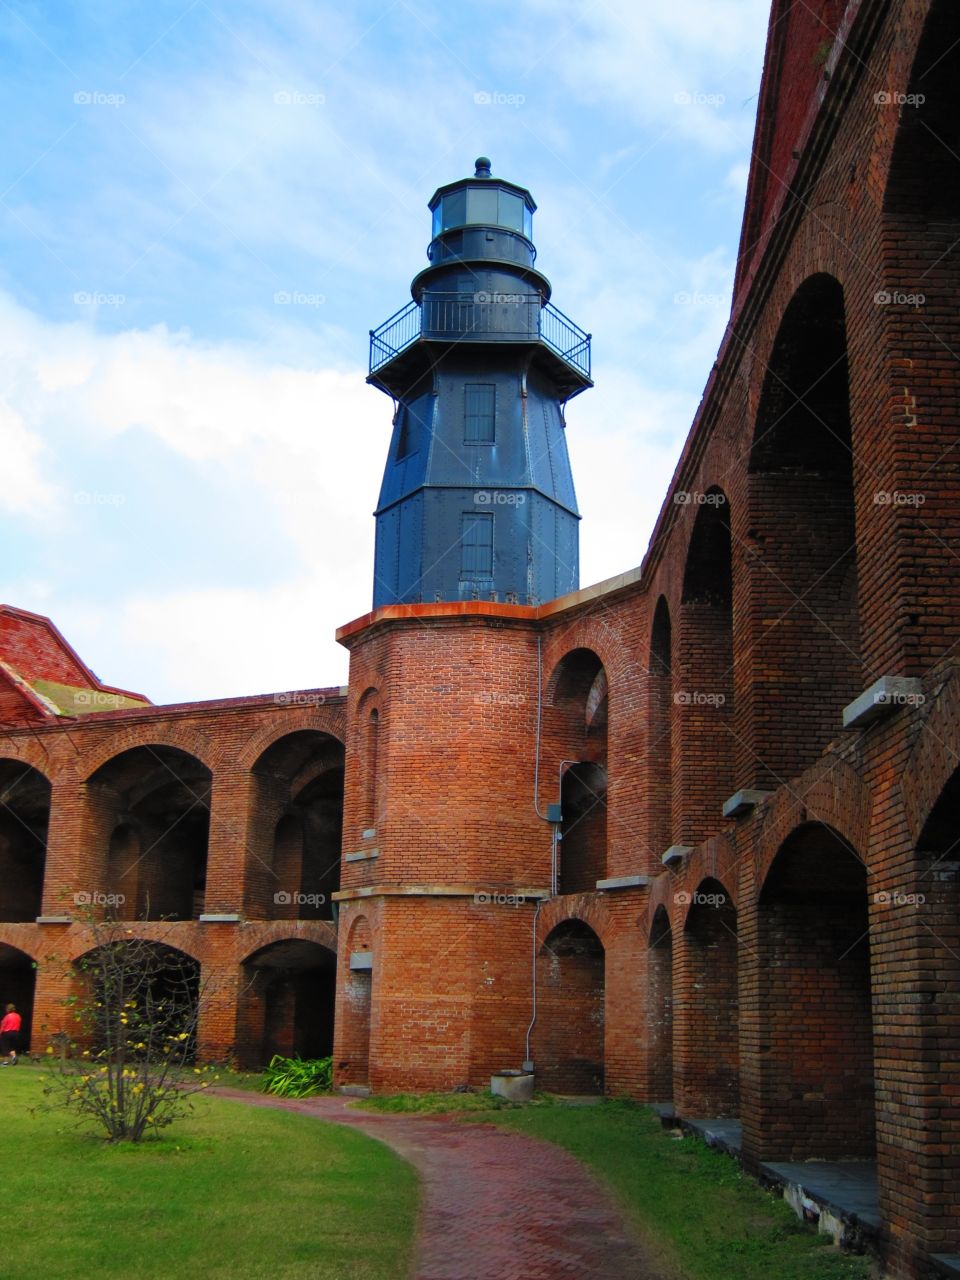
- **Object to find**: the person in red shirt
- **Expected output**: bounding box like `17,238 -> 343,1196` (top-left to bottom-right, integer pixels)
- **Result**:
0,1004 -> 22,1064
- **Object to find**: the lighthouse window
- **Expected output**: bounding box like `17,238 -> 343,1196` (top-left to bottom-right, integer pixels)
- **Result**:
466,187 -> 499,226
441,189 -> 466,231
464,384 -> 496,443
395,405 -> 413,459
461,513 -> 493,577
395,395 -> 431,461
498,191 -> 524,233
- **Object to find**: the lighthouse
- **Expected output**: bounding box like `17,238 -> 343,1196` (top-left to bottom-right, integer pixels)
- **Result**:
368,158 -> 592,608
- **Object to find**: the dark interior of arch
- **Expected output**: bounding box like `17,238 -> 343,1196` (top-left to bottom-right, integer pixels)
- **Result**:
651,596 -> 672,676
750,275 -> 850,475
241,939 -> 337,1067
254,731 -> 345,919
885,1 -> 960,219
92,746 -> 211,921
681,495 -> 732,607
0,761 -> 50,922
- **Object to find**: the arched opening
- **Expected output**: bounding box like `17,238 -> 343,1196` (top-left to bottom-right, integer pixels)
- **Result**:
250,732 -> 345,920
746,274 -> 859,784
648,597 -> 674,855
548,649 -> 608,893
648,906 -> 674,1103
913,766 -> 960,1253
677,492 -> 734,842
361,706 -> 379,832
0,945 -> 36,1051
89,747 -> 210,920
238,939 -> 336,1070
532,919 -> 604,1094
757,824 -> 874,1159
882,2 -> 960,671
336,914 -> 373,1086
677,879 -> 738,1117
0,761 -> 50,922
74,941 -> 200,1060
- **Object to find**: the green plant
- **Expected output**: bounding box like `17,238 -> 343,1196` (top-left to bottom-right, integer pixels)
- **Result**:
41,918 -> 217,1142
261,1054 -> 333,1098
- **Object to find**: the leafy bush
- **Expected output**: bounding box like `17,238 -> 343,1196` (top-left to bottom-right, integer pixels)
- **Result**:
261,1054 -> 333,1098
42,920 -> 217,1143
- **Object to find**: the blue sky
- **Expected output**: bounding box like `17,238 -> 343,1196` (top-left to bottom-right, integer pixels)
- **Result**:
0,0 -> 771,701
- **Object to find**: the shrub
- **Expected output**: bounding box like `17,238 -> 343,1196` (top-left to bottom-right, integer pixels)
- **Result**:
261,1055 -> 333,1098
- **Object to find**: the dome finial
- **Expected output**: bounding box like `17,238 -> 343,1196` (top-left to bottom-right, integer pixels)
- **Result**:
474,156 -> 492,178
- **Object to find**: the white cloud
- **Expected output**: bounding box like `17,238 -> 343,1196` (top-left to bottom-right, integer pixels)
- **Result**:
0,401 -> 56,515
502,0 -> 769,152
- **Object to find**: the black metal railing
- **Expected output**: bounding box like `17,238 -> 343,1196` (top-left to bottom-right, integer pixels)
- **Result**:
369,292 -> 591,381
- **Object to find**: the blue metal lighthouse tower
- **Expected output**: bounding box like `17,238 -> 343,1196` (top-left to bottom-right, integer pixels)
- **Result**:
368,158 -> 592,608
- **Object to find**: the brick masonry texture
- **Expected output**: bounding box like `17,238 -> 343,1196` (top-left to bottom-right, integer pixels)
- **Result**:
0,4 -> 958,1278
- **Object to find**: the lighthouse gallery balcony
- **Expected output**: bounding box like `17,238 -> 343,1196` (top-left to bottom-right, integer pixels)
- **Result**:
369,291 -> 592,386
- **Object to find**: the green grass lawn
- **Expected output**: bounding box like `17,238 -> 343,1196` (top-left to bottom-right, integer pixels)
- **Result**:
489,1101 -> 877,1280
3,1065 -> 417,1280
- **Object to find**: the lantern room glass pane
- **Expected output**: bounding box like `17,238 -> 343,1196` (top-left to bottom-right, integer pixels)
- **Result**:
466,187 -> 499,225
442,190 -> 466,230
498,191 -> 524,233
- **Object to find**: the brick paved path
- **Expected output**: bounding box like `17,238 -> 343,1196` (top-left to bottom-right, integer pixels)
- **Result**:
213,1089 -> 674,1280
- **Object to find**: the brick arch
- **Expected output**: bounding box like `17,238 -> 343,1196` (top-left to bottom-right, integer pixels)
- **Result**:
755,756 -> 871,891
645,874 -> 682,938
542,647 -> 609,893
753,817 -> 875,1162
543,642 -> 608,704
741,272 -> 862,792
672,835 -> 740,922
877,0 -> 960,675
680,872 -> 738,929
78,727 -> 215,782
355,685 -> 381,716
533,913 -> 605,1095
646,595 -> 675,857
352,689 -> 382,834
0,745 -> 56,783
535,896 -> 612,951
902,669 -> 960,847
335,908 -> 374,1089
345,913 -> 373,951
235,714 -> 346,773
0,930 -> 41,963
746,267 -> 854,413
877,0 -> 956,216
235,921 -> 337,965
673,488 -> 735,846
676,869 -> 740,1117
65,926 -> 204,967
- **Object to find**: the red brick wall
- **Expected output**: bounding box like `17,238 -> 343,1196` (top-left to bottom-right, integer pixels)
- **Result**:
674,883 -> 739,1118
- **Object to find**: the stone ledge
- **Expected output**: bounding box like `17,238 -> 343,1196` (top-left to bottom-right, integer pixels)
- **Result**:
333,884 -> 552,902
722,789 -> 775,819
198,913 -> 240,923
36,915 -> 72,925
661,845 -> 693,868
842,676 -> 924,729
595,875 -> 651,891
345,849 -> 379,863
